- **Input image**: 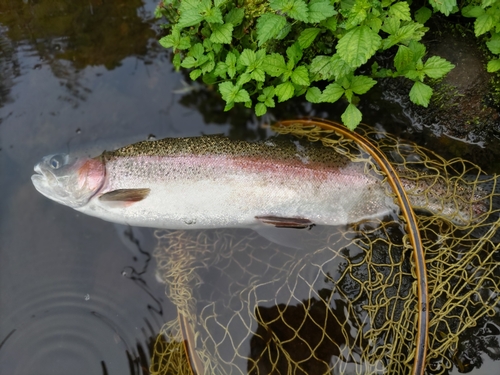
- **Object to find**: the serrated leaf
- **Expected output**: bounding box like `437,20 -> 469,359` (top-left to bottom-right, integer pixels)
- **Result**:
251,68 -> 266,82
422,56 -> 454,78
306,87 -> 322,103
210,23 -> 233,44
482,0 -> 495,8
409,81 -> 432,107
291,66 -> 310,86
487,59 -> 500,72
275,81 -> 295,102
298,28 -> 321,49
159,28 -> 191,51
213,61 -> 227,78
190,69 -> 202,80
394,45 -> 414,72
219,81 -> 238,102
383,22 -> 427,49
475,13 -> 494,36
429,0 -> 456,16
286,43 -> 303,65
337,25 -> 382,68
287,0 -> 309,22
330,54 -> 353,80
415,6 -> 432,24
408,40 -> 426,61
257,86 -> 276,107
256,13 -> 288,46
234,88 -> 251,102
389,2 -> 411,21
308,0 -> 337,23
310,55 -> 334,81
255,103 -> 267,116
487,33 -> 500,54
204,7 -> 223,23
178,8 -> 204,28
349,75 -> 377,94
341,104 -> 362,130
382,17 -> 400,35
226,52 -> 237,78
214,0 -> 226,6
181,56 -> 197,68
345,0 -> 369,29
365,17 -> 382,33
262,53 -> 288,77
462,4 -> 484,17
239,49 -> 256,66
321,82 -> 344,103
225,7 -> 245,26
321,16 -> 337,32
236,72 -> 252,85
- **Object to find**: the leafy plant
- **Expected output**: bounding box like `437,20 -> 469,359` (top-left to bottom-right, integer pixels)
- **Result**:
155,0 -> 461,129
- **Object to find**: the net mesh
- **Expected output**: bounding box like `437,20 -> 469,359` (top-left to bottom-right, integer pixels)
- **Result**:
150,120 -> 500,375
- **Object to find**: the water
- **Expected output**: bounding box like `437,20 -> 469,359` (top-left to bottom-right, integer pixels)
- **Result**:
1,1 -> 500,374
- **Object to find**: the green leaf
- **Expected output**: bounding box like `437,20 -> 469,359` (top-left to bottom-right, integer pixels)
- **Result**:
345,0 -> 369,29
341,104 -> 362,130
159,28 -> 191,51
382,17 -> 400,35
234,88 -> 251,102
213,61 -> 228,78
287,0 -> 309,22
172,53 -> 181,70
415,6 -> 432,24
256,13 -> 288,46
236,72 -> 252,85
422,56 -> 454,78
204,7 -> 223,23
257,86 -> 276,107
291,66 -> 310,86
337,25 -> 382,68
330,54 -> 353,80
226,52 -> 237,78
409,81 -> 432,107
389,2 -> 411,21
306,87 -> 322,103
382,22 -> 428,49
225,7 -> 245,26
286,43 -> 303,65
429,0 -> 456,16
408,40 -> 426,61
210,23 -> 233,44
178,8 -> 204,28
321,16 -> 337,32
262,53 -> 288,77
394,45 -> 414,72
462,5 -> 484,18
487,33 -> 500,54
487,59 -> 500,72
219,81 -> 239,102
275,81 -> 295,102
350,75 -> 377,94
298,28 -> 321,49
310,55 -> 334,81
214,0 -> 226,6
308,0 -> 337,23
190,69 -> 202,80
321,82 -> 344,103
251,68 -> 266,82
255,103 -> 268,116
474,13 -> 494,36
239,49 -> 256,66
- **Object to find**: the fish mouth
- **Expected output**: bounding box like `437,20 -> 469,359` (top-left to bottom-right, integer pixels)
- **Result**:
31,163 -> 56,199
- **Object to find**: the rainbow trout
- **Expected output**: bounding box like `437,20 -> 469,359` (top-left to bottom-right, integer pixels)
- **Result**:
31,135 -> 490,230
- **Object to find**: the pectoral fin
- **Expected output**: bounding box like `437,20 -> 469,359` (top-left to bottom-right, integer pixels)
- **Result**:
99,188 -> 150,203
255,215 -> 314,229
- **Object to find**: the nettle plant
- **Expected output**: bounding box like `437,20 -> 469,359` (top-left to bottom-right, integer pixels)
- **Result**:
155,0 -> 460,129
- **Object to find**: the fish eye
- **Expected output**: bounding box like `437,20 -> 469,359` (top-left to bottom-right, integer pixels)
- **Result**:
49,155 -> 65,170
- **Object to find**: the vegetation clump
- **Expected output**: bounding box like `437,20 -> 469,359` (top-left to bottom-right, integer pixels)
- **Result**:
154,0 -> 498,129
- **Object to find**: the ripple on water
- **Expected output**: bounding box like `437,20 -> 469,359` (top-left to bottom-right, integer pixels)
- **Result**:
0,262 -> 168,375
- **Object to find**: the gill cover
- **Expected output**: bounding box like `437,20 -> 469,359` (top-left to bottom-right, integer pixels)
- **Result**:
31,153 -> 105,208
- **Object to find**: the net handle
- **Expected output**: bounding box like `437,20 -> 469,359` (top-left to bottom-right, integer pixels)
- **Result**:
277,118 -> 429,375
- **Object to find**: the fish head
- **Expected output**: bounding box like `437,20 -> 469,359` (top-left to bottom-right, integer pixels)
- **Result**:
31,153 -> 105,208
